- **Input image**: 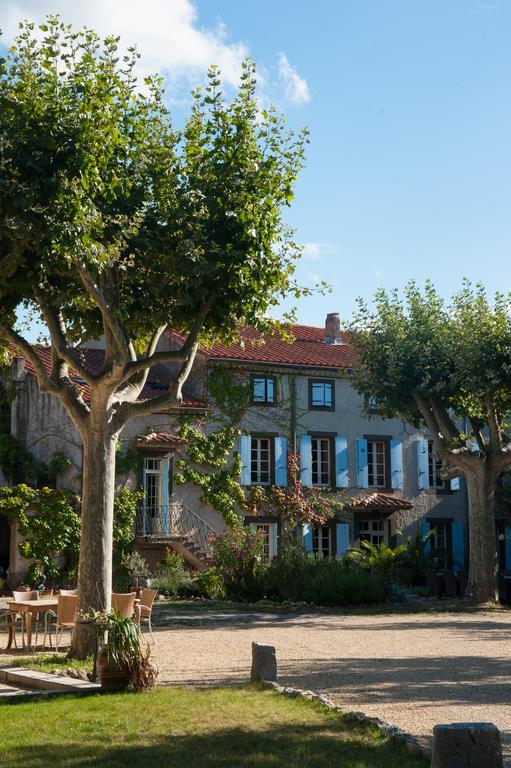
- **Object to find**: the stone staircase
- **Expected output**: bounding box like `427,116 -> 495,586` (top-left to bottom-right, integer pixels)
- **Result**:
135,502 -> 215,570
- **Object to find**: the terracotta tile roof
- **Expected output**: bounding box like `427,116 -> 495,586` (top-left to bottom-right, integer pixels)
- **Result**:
134,432 -> 187,451
170,325 -> 358,369
346,492 -> 413,512
20,346 -> 208,410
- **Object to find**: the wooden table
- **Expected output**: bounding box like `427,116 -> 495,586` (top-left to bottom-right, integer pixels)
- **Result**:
6,598 -> 58,650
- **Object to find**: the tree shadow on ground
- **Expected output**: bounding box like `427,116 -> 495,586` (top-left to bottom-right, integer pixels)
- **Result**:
0,721 -> 427,768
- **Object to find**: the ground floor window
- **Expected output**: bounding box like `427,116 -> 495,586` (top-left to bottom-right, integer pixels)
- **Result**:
313,525 -> 332,558
358,518 -> 385,546
255,523 -> 271,560
428,520 -> 451,569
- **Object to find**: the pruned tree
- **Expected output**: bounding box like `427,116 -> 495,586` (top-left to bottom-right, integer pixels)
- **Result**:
349,281 -> 511,603
0,18 -> 309,655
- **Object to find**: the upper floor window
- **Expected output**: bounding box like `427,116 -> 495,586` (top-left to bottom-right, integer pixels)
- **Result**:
144,457 -> 162,510
367,439 -> 387,488
428,441 -> 448,490
311,436 -> 332,486
366,395 -> 378,414
251,376 -> 276,405
309,379 -> 334,410
251,436 -> 272,485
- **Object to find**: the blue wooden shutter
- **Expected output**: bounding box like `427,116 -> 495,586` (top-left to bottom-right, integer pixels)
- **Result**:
336,523 -> 350,559
417,439 -> 429,490
161,457 -> 170,534
270,523 -> 278,558
451,476 -> 461,492
356,439 -> 368,488
452,522 -> 464,572
274,436 -> 287,486
420,521 -> 431,556
302,523 -> 313,552
300,435 -> 312,487
239,435 -> 251,485
390,440 -> 403,490
504,527 -> 511,569
335,436 -> 349,488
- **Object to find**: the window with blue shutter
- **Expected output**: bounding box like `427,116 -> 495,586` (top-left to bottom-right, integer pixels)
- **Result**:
336,523 -> 350,559
335,436 -> 349,488
420,521 -> 431,556
302,523 -> 313,552
417,439 -> 429,490
239,435 -> 251,485
274,436 -> 287,486
356,439 -> 368,488
452,522 -> 465,572
300,435 -> 312,487
390,440 -> 403,490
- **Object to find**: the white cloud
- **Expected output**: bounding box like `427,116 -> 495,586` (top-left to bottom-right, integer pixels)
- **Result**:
278,52 -> 310,106
1,0 -> 248,88
302,242 -> 334,261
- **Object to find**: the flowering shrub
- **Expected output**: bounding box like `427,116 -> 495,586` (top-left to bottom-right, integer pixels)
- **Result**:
211,528 -> 267,602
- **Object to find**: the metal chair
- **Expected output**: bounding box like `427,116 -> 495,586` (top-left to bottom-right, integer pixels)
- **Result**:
42,594 -> 78,651
111,592 -> 137,618
137,589 -> 157,643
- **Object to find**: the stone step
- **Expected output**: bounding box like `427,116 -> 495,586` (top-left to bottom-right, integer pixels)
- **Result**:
0,665 -> 101,692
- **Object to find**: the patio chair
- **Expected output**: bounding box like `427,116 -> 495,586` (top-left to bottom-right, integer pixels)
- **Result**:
42,594 -> 78,651
1,608 -> 24,648
12,590 -> 40,648
59,589 -> 77,596
111,592 -> 137,619
137,589 -> 157,643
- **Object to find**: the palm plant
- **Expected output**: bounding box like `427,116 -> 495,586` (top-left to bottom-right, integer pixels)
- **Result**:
398,526 -> 436,586
349,540 -> 407,591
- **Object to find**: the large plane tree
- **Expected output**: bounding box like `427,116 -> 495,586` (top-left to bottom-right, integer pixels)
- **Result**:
349,281 -> 511,603
0,19 -> 309,654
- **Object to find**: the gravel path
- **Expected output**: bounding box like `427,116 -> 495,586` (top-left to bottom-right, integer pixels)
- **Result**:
150,605 -> 511,761
2,602 -> 511,761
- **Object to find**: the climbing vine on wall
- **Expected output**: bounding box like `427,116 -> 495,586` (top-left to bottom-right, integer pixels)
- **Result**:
0,484 -> 142,581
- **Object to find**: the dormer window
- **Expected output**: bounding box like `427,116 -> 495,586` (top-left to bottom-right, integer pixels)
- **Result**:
251,376 -> 276,405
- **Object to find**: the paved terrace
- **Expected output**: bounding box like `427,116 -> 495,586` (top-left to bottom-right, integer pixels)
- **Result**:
2,601 -> 511,762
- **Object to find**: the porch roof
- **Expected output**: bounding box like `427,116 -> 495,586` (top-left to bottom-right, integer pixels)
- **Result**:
346,492 -> 413,512
134,432 -> 187,452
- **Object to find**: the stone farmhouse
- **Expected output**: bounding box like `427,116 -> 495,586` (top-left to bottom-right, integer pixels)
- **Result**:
0,313 -> 474,583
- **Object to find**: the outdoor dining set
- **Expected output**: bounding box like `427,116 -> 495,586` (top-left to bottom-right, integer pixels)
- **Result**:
1,588 -> 157,651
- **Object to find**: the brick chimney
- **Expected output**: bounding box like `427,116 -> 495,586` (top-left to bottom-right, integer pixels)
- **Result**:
324,313 -> 342,345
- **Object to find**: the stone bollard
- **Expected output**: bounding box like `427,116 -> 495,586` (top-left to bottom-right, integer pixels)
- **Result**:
250,642 -> 277,683
430,723 -> 503,768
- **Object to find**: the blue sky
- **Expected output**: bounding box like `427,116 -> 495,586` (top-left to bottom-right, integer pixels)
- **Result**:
3,0 -> 510,331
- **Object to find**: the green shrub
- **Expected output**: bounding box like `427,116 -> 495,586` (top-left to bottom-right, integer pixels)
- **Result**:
211,528 -> 267,602
189,567 -> 226,600
265,546 -> 383,606
152,550 -> 191,597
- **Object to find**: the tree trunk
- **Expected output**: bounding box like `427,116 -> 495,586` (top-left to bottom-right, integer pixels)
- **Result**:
465,464 -> 499,603
69,419 -> 118,658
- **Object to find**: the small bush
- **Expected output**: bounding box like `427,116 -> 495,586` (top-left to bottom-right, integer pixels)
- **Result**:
152,550 -> 191,596
211,528 -> 267,602
189,567 -> 226,600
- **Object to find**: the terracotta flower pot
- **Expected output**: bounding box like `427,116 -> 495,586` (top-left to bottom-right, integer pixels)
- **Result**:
97,648 -> 132,691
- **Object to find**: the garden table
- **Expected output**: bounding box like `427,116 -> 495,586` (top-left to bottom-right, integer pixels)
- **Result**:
6,598 -> 58,650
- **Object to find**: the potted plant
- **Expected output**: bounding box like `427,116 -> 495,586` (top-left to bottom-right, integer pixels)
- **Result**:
83,609 -> 158,691
122,551 -> 151,595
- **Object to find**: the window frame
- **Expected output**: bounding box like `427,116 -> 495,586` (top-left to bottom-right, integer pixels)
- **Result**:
365,436 -> 391,489
308,378 -> 335,411
427,518 -> 453,569
250,375 -> 277,406
427,440 -> 450,493
250,434 -> 275,486
310,435 -> 333,487
312,524 -> 333,558
357,517 -> 386,546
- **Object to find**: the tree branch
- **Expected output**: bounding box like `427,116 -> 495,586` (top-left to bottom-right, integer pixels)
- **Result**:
35,290 -> 97,386
486,395 -> 502,452
430,396 -> 461,443
113,326 -> 168,404
0,320 -> 89,428
74,262 -> 130,363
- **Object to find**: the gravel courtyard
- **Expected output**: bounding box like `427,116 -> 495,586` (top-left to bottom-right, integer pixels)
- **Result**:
2,602 -> 511,761
151,604 -> 511,761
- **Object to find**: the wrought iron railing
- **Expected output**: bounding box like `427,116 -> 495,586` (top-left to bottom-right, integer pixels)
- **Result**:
135,502 -> 215,555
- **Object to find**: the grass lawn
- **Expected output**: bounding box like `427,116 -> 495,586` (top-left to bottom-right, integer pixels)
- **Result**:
9,653 -> 93,674
0,686 -> 427,768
